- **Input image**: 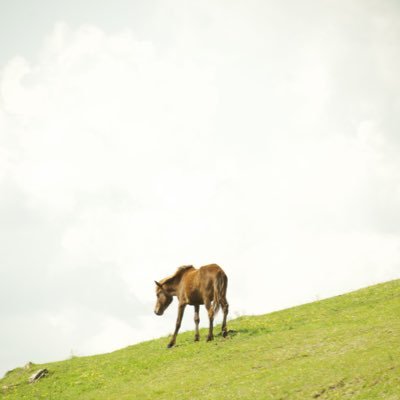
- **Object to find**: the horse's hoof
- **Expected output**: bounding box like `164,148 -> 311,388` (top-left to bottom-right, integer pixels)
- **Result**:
167,343 -> 174,348
194,336 -> 200,342
206,336 -> 214,342
222,331 -> 228,338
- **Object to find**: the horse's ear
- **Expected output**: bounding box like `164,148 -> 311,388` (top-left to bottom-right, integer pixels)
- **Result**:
155,281 -> 163,289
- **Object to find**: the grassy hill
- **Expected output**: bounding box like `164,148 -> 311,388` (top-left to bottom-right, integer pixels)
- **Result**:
1,280 -> 399,399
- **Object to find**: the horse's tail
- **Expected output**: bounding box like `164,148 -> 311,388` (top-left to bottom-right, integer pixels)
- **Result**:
213,270 -> 227,315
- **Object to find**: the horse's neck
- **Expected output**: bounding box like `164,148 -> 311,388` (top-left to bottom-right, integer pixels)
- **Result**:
164,279 -> 179,296
163,266 -> 193,295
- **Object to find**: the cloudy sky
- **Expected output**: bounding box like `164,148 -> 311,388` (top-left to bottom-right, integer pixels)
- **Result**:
1,0 -> 399,377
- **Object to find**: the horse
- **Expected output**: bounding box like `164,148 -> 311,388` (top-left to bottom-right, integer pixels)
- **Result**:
154,264 -> 229,348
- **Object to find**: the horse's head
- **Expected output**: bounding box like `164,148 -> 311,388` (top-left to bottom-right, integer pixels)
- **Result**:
154,281 -> 173,316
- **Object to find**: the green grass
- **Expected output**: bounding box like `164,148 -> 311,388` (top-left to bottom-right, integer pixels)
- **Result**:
1,280 -> 400,399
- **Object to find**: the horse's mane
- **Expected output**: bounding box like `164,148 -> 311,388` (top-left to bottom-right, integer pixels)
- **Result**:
177,265 -> 194,273
160,265 -> 194,285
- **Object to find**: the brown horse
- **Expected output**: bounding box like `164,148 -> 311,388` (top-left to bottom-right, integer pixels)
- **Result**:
154,264 -> 229,348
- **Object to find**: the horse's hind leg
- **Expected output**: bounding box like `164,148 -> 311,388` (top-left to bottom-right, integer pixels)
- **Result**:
205,301 -> 214,342
221,300 -> 229,338
194,304 -> 200,341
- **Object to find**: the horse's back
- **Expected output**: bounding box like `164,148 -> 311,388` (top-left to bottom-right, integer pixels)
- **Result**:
198,264 -> 228,291
199,263 -> 226,277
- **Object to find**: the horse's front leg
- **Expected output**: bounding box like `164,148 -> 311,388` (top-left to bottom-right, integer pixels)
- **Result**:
168,303 -> 186,348
194,304 -> 200,341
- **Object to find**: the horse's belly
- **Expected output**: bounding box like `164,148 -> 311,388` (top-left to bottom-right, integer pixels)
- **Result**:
188,291 -> 204,305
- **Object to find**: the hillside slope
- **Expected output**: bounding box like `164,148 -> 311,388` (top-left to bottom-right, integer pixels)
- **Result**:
1,279 -> 399,399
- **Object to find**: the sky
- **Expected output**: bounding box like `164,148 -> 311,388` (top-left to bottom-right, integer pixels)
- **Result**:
1,0 -> 400,377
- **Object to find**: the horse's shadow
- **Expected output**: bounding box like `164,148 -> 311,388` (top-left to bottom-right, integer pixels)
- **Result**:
216,329 -> 238,337
228,327 -> 273,336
